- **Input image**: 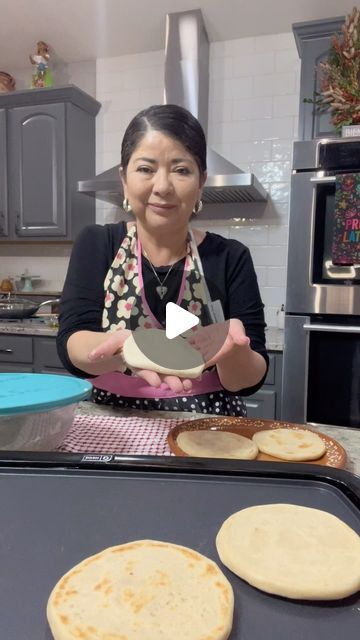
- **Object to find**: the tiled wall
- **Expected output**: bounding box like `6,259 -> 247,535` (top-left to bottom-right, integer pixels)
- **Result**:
95,33 -> 300,326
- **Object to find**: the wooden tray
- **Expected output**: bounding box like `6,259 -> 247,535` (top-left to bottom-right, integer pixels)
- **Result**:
167,417 -> 347,468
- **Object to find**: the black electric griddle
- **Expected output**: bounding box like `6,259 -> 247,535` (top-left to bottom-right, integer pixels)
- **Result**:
0,453 -> 359,640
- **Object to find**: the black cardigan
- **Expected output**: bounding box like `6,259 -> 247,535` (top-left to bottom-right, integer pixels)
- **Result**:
57,223 -> 269,396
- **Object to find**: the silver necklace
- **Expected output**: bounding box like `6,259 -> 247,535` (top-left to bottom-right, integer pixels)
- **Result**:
144,252 -> 175,299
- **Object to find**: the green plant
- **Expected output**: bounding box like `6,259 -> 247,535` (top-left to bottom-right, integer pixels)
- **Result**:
304,6 -> 360,132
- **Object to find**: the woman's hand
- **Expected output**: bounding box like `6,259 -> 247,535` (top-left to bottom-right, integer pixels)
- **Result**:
187,319 -> 266,392
187,319 -> 250,368
88,330 -> 193,393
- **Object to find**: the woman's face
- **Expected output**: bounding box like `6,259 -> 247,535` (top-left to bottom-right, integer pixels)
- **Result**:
120,130 -> 206,232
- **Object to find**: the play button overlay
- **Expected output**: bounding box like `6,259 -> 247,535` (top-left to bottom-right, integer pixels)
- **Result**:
165,302 -> 199,339
127,266 -> 230,373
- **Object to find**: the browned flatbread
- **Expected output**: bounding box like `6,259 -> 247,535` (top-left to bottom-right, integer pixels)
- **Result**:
47,540 -> 234,640
252,428 -> 326,461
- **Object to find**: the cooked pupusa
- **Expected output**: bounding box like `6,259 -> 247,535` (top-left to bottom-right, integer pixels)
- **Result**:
47,539 -> 234,640
252,428 -> 326,461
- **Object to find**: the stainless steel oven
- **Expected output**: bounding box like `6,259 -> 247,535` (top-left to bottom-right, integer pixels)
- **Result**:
282,138 -> 360,428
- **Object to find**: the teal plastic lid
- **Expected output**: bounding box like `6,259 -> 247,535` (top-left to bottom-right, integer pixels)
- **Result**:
0,373 -> 92,415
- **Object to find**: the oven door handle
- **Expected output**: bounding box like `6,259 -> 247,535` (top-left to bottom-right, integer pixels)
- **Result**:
310,176 -> 336,184
303,323 -> 360,333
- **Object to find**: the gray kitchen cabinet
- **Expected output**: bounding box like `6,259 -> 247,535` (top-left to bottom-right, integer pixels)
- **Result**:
0,334 -> 33,367
0,85 -> 101,242
0,333 -> 67,374
0,109 -> 8,237
293,17 -> 344,140
8,103 -> 66,237
244,352 -> 283,420
33,336 -> 68,374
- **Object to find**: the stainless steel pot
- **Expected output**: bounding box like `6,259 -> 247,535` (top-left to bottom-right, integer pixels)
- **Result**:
0,295 -> 60,319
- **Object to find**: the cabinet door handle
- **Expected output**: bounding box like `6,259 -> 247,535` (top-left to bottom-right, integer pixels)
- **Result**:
0,210 -> 4,235
0,348 -> 13,354
15,212 -> 21,234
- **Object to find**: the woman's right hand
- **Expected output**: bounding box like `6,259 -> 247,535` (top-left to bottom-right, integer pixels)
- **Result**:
88,330 -> 193,393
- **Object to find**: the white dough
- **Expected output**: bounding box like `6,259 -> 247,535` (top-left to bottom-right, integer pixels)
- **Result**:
216,504 -> 360,600
123,328 -> 204,378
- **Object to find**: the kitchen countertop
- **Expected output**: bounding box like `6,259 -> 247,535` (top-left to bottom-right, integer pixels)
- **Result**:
76,401 -> 360,477
0,323 -> 284,350
0,321 -> 58,336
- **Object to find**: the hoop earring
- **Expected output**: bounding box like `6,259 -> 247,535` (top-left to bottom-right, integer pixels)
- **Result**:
193,199 -> 203,214
122,197 -> 131,213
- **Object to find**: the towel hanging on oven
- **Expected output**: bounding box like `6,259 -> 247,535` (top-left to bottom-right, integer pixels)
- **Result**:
331,173 -> 360,265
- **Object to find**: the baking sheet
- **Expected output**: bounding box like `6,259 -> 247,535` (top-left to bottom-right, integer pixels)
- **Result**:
0,457 -> 359,640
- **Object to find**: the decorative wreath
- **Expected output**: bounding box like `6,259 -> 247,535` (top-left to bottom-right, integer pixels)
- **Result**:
305,6 -> 360,132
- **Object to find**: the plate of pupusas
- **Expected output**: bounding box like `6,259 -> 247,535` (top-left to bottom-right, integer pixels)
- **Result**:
167,416 -> 347,468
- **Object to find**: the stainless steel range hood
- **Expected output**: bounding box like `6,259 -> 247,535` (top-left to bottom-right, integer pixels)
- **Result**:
78,9 -> 267,206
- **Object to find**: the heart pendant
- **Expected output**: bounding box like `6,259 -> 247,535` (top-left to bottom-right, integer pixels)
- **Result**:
156,285 -> 167,299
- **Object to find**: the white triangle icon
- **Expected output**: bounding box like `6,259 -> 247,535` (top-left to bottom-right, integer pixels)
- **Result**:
165,302 -> 199,339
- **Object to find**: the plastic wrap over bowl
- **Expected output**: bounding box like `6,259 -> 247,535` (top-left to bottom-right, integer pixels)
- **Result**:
0,374 -> 92,451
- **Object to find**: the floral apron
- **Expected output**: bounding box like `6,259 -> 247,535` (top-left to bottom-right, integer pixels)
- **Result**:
91,224 -> 246,416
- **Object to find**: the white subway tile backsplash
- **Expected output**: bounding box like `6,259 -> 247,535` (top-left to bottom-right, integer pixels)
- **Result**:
233,52 -> 275,76
275,49 -> 301,73
208,100 -> 233,124
267,267 -> 287,287
231,140 -> 272,163
209,119 -> 252,144
254,72 -> 296,97
210,56 -> 233,78
101,130 -> 124,153
210,41 -> 227,58
139,87 -> 164,106
229,225 -> 269,245
253,266 -> 268,287
224,76 -> 254,100
97,90 -> 142,112
260,286 -> 286,307
96,151 -> 122,172
233,96 -> 273,120
250,161 -> 291,183
250,245 -> 288,266
250,117 -> 294,140
273,202 -> 290,218
264,307 -> 278,328
271,140 -> 293,162
269,183 -> 290,203
255,33 -> 296,52
273,94 -> 299,118
268,225 -> 289,245
97,51 -> 164,73
223,37 -> 256,56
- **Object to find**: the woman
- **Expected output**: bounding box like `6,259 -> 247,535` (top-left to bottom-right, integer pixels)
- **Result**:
57,104 -> 268,416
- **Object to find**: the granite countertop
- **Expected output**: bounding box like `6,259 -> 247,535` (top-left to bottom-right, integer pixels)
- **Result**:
0,322 -> 58,336
76,401 -> 360,477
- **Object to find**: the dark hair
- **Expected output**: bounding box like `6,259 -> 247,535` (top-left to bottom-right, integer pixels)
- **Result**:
121,104 -> 207,175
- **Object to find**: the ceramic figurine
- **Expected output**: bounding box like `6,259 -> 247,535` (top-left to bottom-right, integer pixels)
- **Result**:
29,41 -> 53,88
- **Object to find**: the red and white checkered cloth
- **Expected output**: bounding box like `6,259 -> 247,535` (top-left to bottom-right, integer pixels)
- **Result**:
58,415 -> 190,456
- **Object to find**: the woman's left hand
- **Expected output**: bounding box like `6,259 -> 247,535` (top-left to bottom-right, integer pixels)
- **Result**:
187,319 -> 250,368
